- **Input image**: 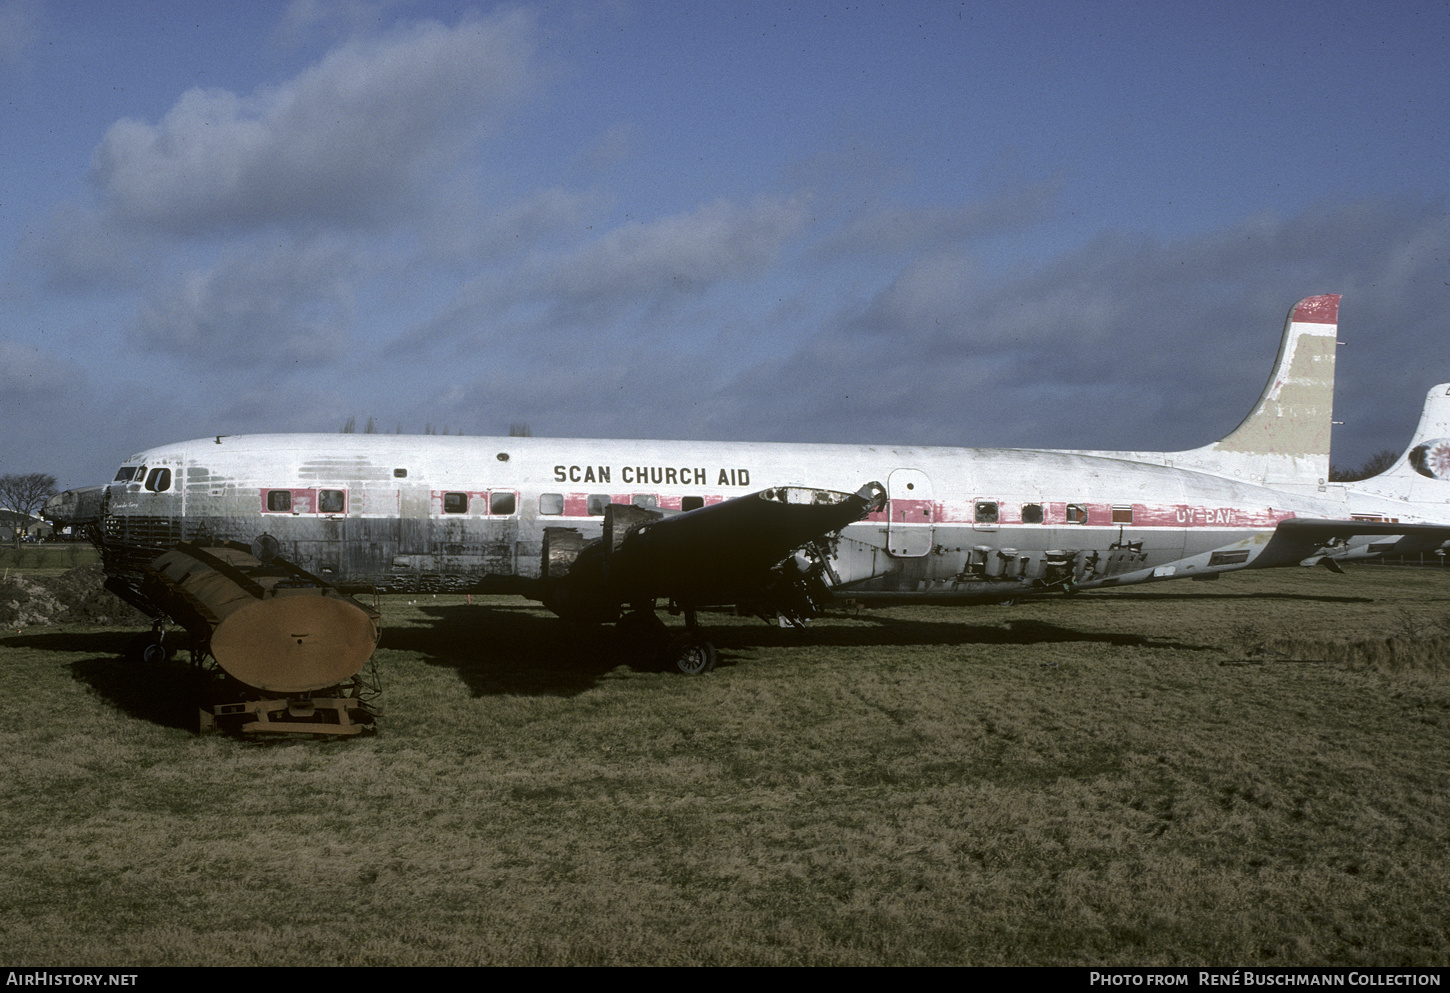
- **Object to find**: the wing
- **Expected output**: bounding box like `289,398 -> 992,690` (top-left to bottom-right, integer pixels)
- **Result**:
1256,518 -> 1450,569
543,481 -> 886,620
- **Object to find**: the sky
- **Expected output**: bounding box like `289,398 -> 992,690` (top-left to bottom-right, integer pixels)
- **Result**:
2,0 -> 1449,490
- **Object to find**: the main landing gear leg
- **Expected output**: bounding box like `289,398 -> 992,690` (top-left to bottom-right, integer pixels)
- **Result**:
616,605 -> 669,649
666,609 -> 717,676
139,620 -> 172,663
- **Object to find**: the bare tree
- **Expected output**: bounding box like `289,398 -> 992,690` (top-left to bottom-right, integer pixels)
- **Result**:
508,422 -> 532,437
341,416 -> 356,433
1329,449 -> 1401,482
0,473 -> 58,548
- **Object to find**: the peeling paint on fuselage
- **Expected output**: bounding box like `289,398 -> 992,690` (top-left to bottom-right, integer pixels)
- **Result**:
94,432 -> 1386,601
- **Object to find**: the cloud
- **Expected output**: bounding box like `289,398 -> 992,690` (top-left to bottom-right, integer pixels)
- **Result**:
132,238 -> 358,369
408,194 -> 812,347
810,176 -> 1064,259
0,0 -> 39,70
420,185 -> 605,268
16,203 -> 159,292
89,9 -> 538,236
274,0 -> 413,47
580,122 -> 640,170
0,340 -> 85,409
656,196 -> 1450,458
0,341 -> 104,480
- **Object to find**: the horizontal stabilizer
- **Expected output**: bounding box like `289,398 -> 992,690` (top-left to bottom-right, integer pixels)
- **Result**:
1256,517 -> 1450,569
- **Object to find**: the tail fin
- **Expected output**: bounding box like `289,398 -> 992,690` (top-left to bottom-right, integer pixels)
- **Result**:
1172,294 -> 1340,490
1348,384 -> 1450,502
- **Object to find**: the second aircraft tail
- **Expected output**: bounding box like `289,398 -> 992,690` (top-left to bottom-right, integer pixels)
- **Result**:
1346,384 -> 1450,504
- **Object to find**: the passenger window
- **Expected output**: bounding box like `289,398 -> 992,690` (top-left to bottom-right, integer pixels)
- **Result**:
394,468 -> 408,478
1021,503 -> 1043,524
539,493 -> 564,516
144,468 -> 171,492
1066,504 -> 1088,525
632,494 -> 658,510
1112,506 -> 1134,524
682,496 -> 704,512
267,490 -> 292,512
490,491 -> 517,516
587,494 -> 609,516
318,489 -> 345,514
443,492 -> 469,514
975,501 -> 998,524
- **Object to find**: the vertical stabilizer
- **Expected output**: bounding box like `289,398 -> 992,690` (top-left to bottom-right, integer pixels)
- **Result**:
1172,294 -> 1340,489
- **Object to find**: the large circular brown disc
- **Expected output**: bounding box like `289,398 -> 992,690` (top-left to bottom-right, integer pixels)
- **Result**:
210,594 -> 377,694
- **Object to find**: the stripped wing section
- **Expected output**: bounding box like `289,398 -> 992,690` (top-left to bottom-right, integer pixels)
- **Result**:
544,482 -> 886,621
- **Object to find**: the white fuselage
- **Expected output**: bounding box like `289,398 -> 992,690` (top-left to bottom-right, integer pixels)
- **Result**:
94,432 -> 1416,601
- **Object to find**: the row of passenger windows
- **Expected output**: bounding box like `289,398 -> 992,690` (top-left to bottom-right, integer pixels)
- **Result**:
172,476 -> 1138,525
974,502 -> 1132,525
441,492 -> 706,516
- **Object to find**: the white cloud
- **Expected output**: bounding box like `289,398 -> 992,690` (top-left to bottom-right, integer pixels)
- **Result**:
404,194 -> 811,351
89,9 -> 538,235
132,238 -> 358,369
811,177 -> 1063,259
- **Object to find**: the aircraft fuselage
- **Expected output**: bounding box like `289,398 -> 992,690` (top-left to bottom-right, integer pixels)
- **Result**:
89,432 -> 1374,605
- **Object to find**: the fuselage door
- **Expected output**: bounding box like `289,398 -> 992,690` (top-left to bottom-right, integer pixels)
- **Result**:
887,468 -> 934,557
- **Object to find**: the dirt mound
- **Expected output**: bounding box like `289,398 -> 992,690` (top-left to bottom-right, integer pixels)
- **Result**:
0,565 -> 147,629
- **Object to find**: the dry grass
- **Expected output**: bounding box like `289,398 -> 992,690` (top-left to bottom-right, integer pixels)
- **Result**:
2,566 -> 1448,965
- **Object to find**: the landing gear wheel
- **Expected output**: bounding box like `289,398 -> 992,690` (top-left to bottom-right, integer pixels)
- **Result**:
128,631 -> 173,663
667,633 -> 717,675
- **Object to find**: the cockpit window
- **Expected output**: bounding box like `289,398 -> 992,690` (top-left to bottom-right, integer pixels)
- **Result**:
114,466 -> 139,482
144,468 -> 171,492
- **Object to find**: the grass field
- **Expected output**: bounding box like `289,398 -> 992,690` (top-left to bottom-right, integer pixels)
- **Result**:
2,566 -> 1448,965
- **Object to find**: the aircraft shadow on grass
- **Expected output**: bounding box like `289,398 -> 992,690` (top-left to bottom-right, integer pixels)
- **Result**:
1075,589 -> 1374,604
0,628 -> 207,731
2,580 -> 1360,721
384,602 -> 1224,699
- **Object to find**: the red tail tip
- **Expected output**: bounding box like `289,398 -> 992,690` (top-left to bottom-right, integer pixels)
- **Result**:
1293,294 -> 1341,324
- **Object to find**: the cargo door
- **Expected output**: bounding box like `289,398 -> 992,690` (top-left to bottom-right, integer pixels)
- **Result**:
887,468 -> 934,557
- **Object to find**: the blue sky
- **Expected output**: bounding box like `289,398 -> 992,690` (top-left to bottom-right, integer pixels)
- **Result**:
2,0 -> 1448,489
